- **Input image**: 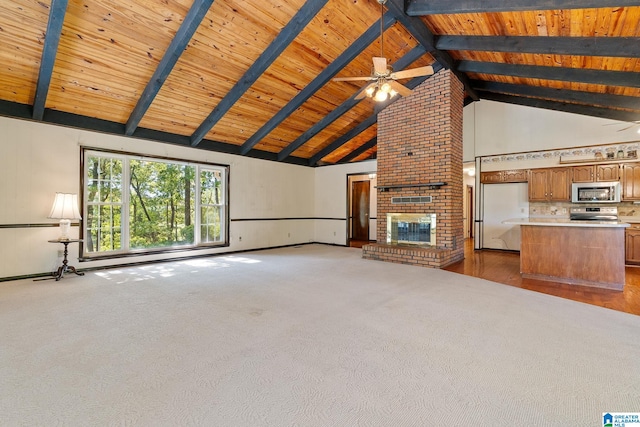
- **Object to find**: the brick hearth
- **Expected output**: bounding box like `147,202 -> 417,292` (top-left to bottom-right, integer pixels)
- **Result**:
362,69 -> 464,268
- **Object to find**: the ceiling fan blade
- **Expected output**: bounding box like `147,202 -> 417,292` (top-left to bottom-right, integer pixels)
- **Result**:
618,123 -> 640,131
388,80 -> 413,97
355,82 -> 377,100
372,57 -> 388,75
390,66 -> 434,80
333,76 -> 376,82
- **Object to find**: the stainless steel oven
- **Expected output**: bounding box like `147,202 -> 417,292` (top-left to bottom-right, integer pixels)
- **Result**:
570,206 -> 618,221
571,181 -> 621,203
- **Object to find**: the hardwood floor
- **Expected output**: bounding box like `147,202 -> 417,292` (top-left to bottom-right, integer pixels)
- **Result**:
349,239 -> 371,248
444,239 -> 640,316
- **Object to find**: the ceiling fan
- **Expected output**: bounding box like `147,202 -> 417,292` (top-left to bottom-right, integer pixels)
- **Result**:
333,0 -> 434,102
604,120 -> 640,134
620,121 -> 640,133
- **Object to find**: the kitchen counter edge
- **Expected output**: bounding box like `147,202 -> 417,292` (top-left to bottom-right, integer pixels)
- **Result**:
502,218 -> 630,228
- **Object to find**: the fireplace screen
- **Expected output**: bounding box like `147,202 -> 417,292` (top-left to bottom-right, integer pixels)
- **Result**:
387,213 -> 436,246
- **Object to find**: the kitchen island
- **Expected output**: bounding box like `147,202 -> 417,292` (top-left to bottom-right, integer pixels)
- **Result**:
503,218 -> 629,290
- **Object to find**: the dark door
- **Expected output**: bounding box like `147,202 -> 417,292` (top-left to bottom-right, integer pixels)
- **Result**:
352,180 -> 370,241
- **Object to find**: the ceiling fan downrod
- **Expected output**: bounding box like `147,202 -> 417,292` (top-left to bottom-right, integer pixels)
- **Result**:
378,0 -> 387,59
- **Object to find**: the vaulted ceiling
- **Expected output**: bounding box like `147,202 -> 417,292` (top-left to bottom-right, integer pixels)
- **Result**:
1,0 -> 639,166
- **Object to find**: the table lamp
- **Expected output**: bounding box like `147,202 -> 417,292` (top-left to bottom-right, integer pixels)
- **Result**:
48,193 -> 82,240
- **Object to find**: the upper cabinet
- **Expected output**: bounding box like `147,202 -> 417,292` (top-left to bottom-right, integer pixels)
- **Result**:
482,161 -> 626,201
622,163 -> 640,201
571,164 -> 620,182
480,171 -> 502,183
480,169 -> 527,184
502,169 -> 528,182
528,168 -> 571,202
596,164 -> 620,181
572,165 -> 594,182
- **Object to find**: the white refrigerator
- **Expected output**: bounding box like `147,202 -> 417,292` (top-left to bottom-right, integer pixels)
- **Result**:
482,183 -> 529,250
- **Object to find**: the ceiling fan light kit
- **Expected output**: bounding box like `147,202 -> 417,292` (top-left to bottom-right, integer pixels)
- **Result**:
332,0 -> 434,102
366,80 -> 398,102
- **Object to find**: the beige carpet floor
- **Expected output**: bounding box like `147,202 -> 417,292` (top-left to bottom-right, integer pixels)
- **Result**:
1,244 -> 639,426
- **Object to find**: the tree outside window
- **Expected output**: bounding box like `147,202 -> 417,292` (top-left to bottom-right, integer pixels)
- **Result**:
83,150 -> 228,257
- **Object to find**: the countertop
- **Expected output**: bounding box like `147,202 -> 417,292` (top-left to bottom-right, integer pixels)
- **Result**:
503,217 -> 630,228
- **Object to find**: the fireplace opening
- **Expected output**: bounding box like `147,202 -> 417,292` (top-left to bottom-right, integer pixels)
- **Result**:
387,213 -> 436,246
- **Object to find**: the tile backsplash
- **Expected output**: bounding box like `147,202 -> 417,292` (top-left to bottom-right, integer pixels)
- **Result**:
530,202 -> 640,220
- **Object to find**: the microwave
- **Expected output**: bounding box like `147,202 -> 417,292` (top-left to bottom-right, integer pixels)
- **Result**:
571,181 -> 621,203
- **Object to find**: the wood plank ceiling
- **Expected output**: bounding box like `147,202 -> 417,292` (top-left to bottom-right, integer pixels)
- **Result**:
0,0 -> 639,166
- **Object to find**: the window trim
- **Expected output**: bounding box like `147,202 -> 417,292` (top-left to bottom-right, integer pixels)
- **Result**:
80,147 -> 230,260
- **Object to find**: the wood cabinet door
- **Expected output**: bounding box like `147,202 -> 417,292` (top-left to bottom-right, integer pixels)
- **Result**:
596,164 -> 620,181
480,171 -> 502,183
528,169 -> 549,201
572,165 -> 594,182
548,168 -> 571,201
625,227 -> 640,264
622,164 -> 640,200
502,169 -> 527,182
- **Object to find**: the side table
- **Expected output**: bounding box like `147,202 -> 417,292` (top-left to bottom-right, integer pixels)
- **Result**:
48,239 -> 85,281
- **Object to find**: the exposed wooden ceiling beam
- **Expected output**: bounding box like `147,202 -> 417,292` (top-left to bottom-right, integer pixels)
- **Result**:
32,0 -> 68,121
437,36 -> 640,58
471,80 -> 640,111
459,61 -> 640,88
190,0 -> 330,147
336,137 -> 377,163
308,115 -> 378,166
406,0 -> 640,16
239,13 -> 397,155
125,0 -> 215,136
276,45 -> 426,162
478,92 -> 640,122
384,0 -> 479,101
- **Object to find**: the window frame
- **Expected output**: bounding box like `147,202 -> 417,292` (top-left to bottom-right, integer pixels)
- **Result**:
80,148 -> 230,260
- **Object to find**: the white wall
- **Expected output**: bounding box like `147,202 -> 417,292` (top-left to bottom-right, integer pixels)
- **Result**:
0,116 -> 315,279
468,100 -> 640,159
4,97 -> 631,278
314,160 -> 377,245
463,103 -> 476,163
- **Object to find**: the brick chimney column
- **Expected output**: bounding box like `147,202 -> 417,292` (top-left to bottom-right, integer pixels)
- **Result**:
363,68 -> 464,268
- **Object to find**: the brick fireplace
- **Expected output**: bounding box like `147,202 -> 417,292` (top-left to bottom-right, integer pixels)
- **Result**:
362,69 -> 464,268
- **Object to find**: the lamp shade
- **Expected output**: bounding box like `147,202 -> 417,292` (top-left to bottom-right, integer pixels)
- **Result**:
48,193 -> 82,220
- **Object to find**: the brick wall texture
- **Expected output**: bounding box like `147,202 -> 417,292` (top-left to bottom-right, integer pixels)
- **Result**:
362,69 -> 465,268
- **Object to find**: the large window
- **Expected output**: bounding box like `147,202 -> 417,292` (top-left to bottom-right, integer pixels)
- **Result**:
83,149 -> 228,258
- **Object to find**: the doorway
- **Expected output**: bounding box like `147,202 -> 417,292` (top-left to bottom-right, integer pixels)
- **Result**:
351,180 -> 370,242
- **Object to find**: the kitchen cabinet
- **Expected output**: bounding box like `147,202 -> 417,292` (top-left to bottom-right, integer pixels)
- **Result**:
625,224 -> 640,265
481,169 -> 528,183
571,164 -> 619,182
528,168 -> 571,202
622,163 -> 640,200
502,169 -> 528,182
519,222 -> 625,289
596,164 -> 620,181
572,165 -> 594,182
480,171 -> 502,183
